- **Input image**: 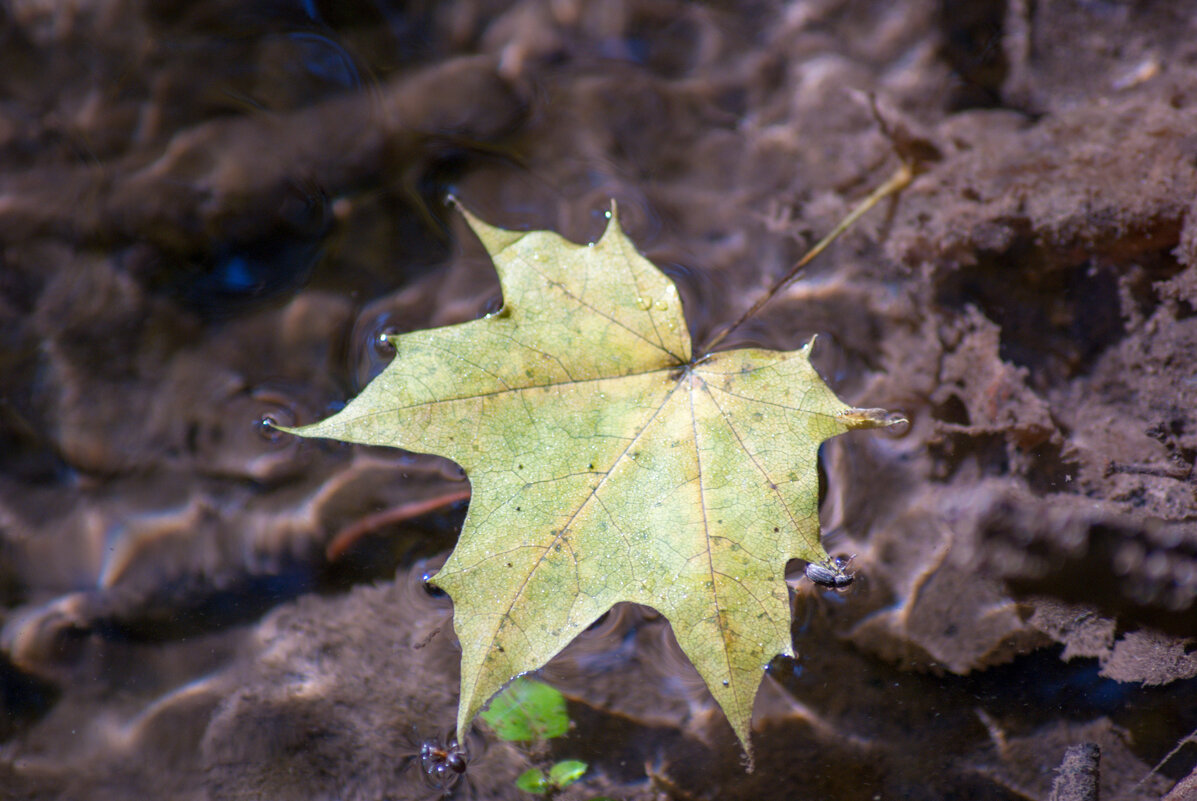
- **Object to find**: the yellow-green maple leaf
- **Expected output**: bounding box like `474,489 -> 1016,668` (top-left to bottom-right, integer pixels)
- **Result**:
283,205 -> 896,749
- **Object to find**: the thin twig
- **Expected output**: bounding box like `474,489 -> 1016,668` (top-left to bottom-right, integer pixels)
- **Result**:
700,161 -> 913,355
1133,726 -> 1197,795
326,487 -> 472,561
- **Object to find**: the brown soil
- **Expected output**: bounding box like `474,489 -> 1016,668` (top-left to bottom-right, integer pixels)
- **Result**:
1,2 -> 1195,799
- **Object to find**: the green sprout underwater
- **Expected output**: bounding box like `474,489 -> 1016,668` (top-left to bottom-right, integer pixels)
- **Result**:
481,677 -> 611,799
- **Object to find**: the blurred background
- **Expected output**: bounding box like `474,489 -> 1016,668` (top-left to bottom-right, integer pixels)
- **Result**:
1,1 -> 1196,799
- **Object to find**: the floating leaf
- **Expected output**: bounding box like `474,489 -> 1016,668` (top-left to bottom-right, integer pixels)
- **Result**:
480,677 -> 569,742
282,203 -> 898,749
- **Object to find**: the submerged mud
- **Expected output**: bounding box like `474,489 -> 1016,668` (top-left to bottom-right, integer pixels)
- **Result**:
1,1 -> 1196,799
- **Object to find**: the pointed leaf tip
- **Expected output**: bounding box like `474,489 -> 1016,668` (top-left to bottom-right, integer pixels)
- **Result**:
597,198 -> 627,244
453,198 -> 526,255
838,407 -> 906,429
267,420 -> 300,437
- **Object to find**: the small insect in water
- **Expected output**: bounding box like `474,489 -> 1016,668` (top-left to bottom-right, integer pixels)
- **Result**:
419,736 -> 469,792
805,554 -> 856,588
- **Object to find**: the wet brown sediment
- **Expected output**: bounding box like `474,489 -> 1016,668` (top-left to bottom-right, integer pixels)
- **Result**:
1,1 -> 1196,799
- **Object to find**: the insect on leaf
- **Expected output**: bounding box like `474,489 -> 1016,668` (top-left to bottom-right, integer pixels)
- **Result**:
280,202 -> 899,751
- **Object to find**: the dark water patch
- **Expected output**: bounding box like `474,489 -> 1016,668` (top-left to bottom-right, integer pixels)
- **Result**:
768,630 -> 1183,797
626,8 -> 720,79
279,31 -> 362,90
2,561 -> 326,674
0,253 -> 70,483
0,403 -> 73,485
311,189 -> 455,304
926,430 -> 1009,481
930,392 -> 970,426
92,567 -> 319,643
935,247 -> 1127,392
406,148 -> 491,231
973,651 -> 1197,780
0,651 -> 58,742
976,497 -> 1197,638
315,0 -> 442,65
554,699 -> 687,786
937,0 -> 1009,112
1022,438 -> 1081,494
136,184 -> 330,319
816,442 -> 830,510
149,0 -> 459,84
142,5 -> 370,124
1119,676 -> 1197,782
962,648 -> 1132,719
321,503 -> 468,591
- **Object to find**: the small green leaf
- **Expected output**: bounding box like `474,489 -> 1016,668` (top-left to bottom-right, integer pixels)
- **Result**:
548,759 -> 587,787
480,677 -> 569,742
515,768 -> 550,794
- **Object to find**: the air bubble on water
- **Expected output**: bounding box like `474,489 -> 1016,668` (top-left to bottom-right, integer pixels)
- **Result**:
249,387 -> 298,445
256,415 -> 283,442
375,326 -> 400,355
480,294 -> 504,317
420,570 -> 448,599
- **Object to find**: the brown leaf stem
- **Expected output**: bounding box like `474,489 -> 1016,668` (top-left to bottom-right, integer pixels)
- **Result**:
700,161 -> 913,355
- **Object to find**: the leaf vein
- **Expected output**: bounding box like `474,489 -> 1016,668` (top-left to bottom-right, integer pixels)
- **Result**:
687,374 -> 737,705
700,382 -> 806,543
517,255 -> 687,363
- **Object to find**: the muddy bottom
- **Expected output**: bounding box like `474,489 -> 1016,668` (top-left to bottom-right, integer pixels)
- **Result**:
2,2 -> 1196,800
